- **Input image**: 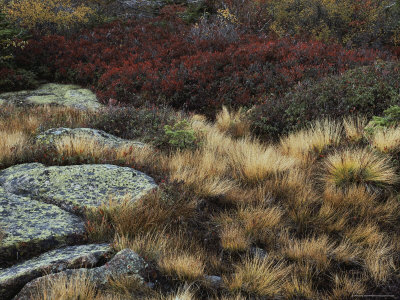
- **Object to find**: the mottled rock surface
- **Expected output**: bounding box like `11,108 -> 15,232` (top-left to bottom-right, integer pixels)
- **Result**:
35,127 -> 144,149
15,249 -> 147,300
0,163 -> 157,213
0,244 -> 113,300
0,187 -> 85,267
0,83 -> 102,110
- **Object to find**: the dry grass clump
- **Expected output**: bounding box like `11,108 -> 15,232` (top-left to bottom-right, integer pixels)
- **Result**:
343,116 -> 367,143
283,263 -> 316,299
322,148 -> 398,189
280,119 -> 342,163
226,137 -> 298,184
113,232 -> 169,262
219,223 -> 251,252
159,251 -> 205,282
0,130 -> 29,166
216,106 -> 250,138
363,241 -> 395,283
370,126 -> 400,153
225,256 -> 291,297
328,274 -> 367,300
282,235 -> 334,270
30,272 -> 100,300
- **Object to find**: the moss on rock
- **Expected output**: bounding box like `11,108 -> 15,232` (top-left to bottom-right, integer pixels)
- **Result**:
0,83 -> 102,110
0,244 -> 113,300
35,127 -> 145,149
0,187 -> 85,268
0,163 -> 157,214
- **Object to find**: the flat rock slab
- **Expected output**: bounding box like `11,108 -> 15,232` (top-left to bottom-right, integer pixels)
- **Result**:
0,163 -> 157,213
0,83 -> 102,110
0,244 -> 113,300
35,127 -> 145,149
0,187 -> 85,267
15,249 -> 147,300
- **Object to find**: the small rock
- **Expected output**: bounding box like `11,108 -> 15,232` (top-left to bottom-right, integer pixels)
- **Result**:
0,244 -> 112,300
204,275 -> 222,288
250,247 -> 268,259
15,249 -> 147,300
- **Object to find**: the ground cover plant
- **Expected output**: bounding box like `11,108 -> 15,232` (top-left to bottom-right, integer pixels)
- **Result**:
2,103 -> 400,299
11,5 -> 390,115
2,0 -> 400,299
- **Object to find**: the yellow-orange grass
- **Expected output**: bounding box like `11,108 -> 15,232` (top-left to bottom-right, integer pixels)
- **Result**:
0,130 -> 28,164
225,256 -> 290,296
216,106 -> 250,138
370,127 -> 400,153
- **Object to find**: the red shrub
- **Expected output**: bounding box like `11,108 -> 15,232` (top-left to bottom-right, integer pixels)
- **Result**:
15,8 -> 390,114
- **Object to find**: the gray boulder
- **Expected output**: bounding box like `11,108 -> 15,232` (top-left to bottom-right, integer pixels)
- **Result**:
35,127 -> 145,149
15,249 -> 147,300
0,163 -> 157,214
0,244 -> 112,299
0,83 -> 102,110
0,187 -> 85,267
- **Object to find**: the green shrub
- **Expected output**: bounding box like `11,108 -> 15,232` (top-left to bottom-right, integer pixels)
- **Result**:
164,120 -> 197,150
250,61 -> 400,140
366,105 -> 400,133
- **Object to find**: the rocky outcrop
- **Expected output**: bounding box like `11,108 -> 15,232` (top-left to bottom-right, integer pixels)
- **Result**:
0,163 -> 157,214
0,244 -> 113,299
0,83 -> 102,110
0,187 -> 85,267
35,127 -> 145,149
15,249 -> 147,300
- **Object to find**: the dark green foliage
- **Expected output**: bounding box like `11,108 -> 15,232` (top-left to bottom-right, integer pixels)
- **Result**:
250,62 -> 400,141
164,120 -> 197,150
367,105 -> 400,133
91,105 -> 185,148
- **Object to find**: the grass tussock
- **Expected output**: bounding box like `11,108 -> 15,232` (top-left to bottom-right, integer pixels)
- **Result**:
322,148 -> 398,189
159,251 -> 205,282
343,116 -> 367,143
216,106 -> 250,138
370,126 -> 400,153
0,130 -> 28,166
280,119 -> 342,163
225,256 -> 291,296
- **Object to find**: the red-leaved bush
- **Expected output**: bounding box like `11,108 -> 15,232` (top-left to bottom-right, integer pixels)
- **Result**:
15,6 -> 390,114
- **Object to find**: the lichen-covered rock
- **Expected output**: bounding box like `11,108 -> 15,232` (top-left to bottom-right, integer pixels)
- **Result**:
15,249 -> 147,300
0,83 -> 102,110
0,244 -> 113,300
0,163 -> 157,213
0,187 -> 85,267
35,127 -> 145,149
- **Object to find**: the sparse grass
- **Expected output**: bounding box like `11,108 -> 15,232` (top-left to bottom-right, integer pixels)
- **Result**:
322,148 -> 398,189
0,130 -> 28,166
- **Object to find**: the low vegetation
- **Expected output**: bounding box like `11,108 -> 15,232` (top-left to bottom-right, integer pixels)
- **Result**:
2,103 -> 400,299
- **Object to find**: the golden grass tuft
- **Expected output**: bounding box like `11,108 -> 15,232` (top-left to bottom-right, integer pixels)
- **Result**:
343,116 -> 367,143
363,241 -> 395,283
219,223 -> 251,252
322,148 -> 398,189
328,274 -> 367,299
216,106 -> 250,138
280,119 -> 342,163
159,252 -> 205,282
227,137 -> 298,184
345,222 -> 385,247
0,130 -> 29,165
113,231 -> 169,262
282,235 -> 334,270
370,126 -> 400,153
225,256 -> 291,296
30,272 -> 99,300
